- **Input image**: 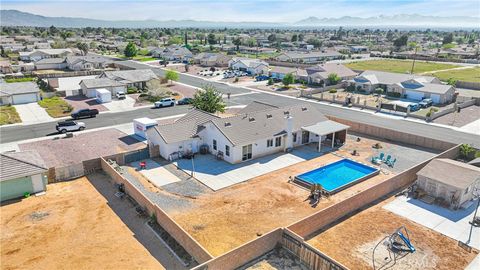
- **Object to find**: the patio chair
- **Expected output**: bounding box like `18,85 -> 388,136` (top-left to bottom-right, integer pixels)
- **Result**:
384,154 -> 391,163
378,152 -> 385,161
387,158 -> 397,167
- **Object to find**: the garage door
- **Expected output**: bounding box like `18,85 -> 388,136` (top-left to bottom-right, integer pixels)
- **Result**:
12,93 -> 38,104
430,94 -> 441,104
405,90 -> 424,101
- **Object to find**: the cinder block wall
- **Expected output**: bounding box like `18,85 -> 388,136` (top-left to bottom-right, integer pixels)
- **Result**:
328,116 -> 457,151
287,145 -> 459,239
100,158 -> 213,263
191,228 -> 283,270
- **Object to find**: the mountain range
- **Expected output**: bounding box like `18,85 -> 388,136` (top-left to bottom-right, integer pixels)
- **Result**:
1,10 -> 478,29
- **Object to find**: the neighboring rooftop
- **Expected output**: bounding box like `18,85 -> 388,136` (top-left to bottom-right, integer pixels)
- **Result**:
0,151 -> 47,181
0,81 -> 40,97
417,158 -> 480,189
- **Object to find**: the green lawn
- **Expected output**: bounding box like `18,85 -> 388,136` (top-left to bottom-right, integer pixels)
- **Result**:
426,67 -> 480,83
0,105 -> 21,125
345,60 -> 461,74
4,77 -> 36,83
38,97 -> 73,118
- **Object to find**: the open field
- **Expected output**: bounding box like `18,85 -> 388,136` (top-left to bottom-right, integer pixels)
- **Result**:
306,198 -> 478,270
345,60 -> 461,74
426,67 -> 480,83
0,105 -> 21,125
0,176 -> 169,270
37,96 -> 73,117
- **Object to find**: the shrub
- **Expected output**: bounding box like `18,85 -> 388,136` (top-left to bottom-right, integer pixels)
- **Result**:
127,87 -> 138,94
346,84 -> 355,92
234,77 -> 239,83
460,144 -> 476,160
329,88 -> 337,93
386,92 -> 402,98
267,78 -> 273,85
374,88 -> 384,95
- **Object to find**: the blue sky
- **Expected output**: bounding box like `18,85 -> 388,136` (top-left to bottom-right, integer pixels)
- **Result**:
2,0 -> 479,21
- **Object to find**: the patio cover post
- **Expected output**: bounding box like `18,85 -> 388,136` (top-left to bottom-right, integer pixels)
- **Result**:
331,132 -> 335,148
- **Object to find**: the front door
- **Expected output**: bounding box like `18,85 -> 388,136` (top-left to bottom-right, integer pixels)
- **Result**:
242,144 -> 252,161
302,131 -> 310,144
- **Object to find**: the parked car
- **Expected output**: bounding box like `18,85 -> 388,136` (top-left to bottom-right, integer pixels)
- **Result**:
419,98 -> 433,108
56,120 -> 85,133
255,75 -> 269,81
71,109 -> 99,119
154,97 -> 176,108
407,103 -> 421,112
116,91 -> 126,100
177,97 -> 193,105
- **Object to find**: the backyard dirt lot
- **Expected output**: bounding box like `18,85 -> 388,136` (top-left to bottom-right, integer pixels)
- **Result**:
434,105 -> 480,127
168,142 -> 395,257
306,198 -> 478,270
0,177 -> 165,270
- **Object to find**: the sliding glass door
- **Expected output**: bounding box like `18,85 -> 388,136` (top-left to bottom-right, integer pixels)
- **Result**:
242,144 -> 252,161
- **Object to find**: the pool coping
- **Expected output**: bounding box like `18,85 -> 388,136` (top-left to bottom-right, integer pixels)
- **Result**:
293,158 -> 380,194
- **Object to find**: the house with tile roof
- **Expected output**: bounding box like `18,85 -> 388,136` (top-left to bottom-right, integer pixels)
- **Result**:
352,70 -> 454,104
0,151 -> 48,201
146,102 -> 349,163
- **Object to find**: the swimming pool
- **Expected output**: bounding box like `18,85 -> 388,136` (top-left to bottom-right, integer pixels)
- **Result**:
294,159 -> 379,194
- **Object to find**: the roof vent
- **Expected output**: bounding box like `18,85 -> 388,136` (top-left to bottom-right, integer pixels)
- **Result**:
225,122 -> 231,127
301,107 -> 307,111
266,114 -> 272,119
249,117 -> 255,122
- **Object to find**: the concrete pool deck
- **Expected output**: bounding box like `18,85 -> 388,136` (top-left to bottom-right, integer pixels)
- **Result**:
174,144 -> 325,191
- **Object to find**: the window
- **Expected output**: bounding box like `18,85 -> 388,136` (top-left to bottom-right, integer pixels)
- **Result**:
275,137 -> 282,147
267,139 -> 273,147
292,132 -> 297,143
242,144 -> 252,161
213,139 -> 217,150
225,145 -> 230,156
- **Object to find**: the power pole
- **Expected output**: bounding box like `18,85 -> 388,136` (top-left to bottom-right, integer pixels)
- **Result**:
410,46 -> 418,74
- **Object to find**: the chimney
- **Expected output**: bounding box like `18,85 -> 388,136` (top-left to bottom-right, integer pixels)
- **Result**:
285,115 -> 293,150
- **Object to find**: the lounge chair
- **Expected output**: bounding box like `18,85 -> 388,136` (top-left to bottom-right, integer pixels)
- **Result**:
384,155 -> 391,163
378,152 -> 385,161
387,158 -> 397,167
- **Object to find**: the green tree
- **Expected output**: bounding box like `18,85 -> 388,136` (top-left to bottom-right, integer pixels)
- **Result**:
460,144 -> 475,160
207,33 -> 216,45
443,33 -> 453,45
124,41 -> 138,58
233,37 -> 242,51
446,78 -> 457,86
191,85 -> 226,113
282,73 -> 295,87
327,73 -> 341,85
164,69 -> 179,84
76,42 -> 89,55
291,34 -> 298,42
393,35 -> 408,47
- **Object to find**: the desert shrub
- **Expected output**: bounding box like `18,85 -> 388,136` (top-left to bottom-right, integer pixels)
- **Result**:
386,92 -> 402,98
127,87 -> 138,94
329,88 -> 337,93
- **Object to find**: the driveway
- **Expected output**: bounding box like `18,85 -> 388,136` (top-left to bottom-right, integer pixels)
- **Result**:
383,196 -> 480,249
64,95 -> 108,112
174,145 -> 323,191
103,96 -> 136,112
15,103 -> 53,124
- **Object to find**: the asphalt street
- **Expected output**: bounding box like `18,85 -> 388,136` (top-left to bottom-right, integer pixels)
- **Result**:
1,60 -> 479,148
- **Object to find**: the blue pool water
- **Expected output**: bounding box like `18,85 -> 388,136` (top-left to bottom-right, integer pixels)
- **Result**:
296,159 -> 378,193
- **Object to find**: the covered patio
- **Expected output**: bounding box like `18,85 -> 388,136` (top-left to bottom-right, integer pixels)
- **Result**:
301,120 -> 350,152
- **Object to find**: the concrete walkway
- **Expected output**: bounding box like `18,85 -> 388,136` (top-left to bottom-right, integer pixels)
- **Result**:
15,103 -> 53,124
461,118 -> 480,135
383,196 -> 479,250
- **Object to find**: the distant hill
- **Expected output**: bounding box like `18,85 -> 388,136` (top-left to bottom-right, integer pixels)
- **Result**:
1,10 -> 478,29
0,10 -> 281,28
294,14 -> 479,28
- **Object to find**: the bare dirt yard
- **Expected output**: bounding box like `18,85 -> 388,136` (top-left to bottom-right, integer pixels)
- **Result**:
306,198 -> 478,270
0,176 -> 173,270
168,141 -> 395,257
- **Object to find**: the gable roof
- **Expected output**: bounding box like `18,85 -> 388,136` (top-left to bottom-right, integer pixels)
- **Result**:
306,63 -> 357,79
417,158 -> 480,190
101,69 -> 157,84
0,151 -> 47,181
0,82 -> 40,97
210,104 -> 329,146
238,101 -> 279,114
356,70 -> 437,85
80,78 -> 125,88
